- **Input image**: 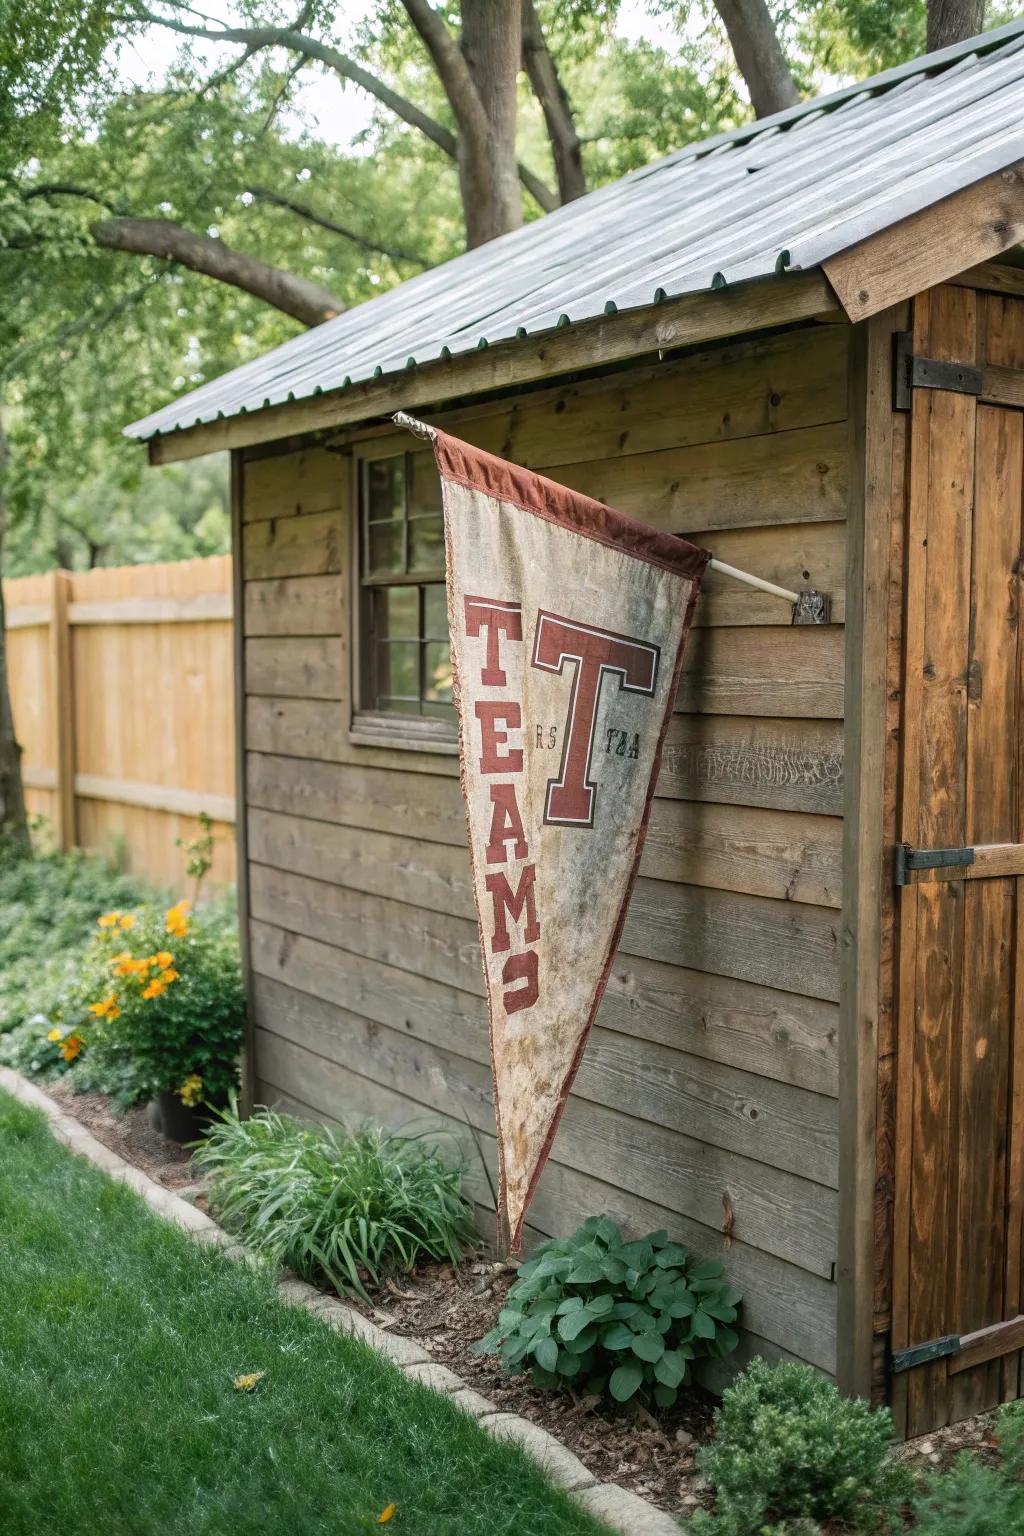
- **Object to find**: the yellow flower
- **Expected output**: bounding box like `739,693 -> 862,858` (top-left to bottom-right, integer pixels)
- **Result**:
97,911 -> 121,929
377,1506 -> 396,1525
119,913 -> 136,931
142,978 -> 166,1001
154,951 -> 174,970
89,994 -> 120,1020
59,1034 -> 83,1063
47,1027 -> 62,1042
232,1371 -> 265,1392
161,968 -> 180,985
178,1074 -> 203,1107
166,900 -> 190,938
111,952 -> 135,977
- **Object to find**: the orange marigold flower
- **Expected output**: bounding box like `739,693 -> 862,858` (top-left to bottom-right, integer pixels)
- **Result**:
60,1034 -> 83,1062
97,912 -> 120,929
119,913 -> 136,931
161,968 -> 180,984
377,1506 -> 396,1526
154,951 -> 173,969
111,952 -> 135,977
89,994 -> 120,1020
142,978 -> 166,1001
166,900 -> 191,938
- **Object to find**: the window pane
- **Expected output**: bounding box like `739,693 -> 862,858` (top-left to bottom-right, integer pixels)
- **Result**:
366,457 -> 404,523
422,700 -> 457,722
409,450 -> 442,519
423,583 -> 449,639
368,521 -> 404,577
374,585 -> 418,639
376,641 -> 419,702
423,640 -> 453,704
409,515 -> 444,573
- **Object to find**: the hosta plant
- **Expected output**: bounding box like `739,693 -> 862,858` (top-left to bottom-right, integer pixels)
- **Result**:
474,1216 -> 741,1408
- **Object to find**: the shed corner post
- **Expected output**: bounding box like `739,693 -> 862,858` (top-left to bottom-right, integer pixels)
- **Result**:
837,308 -> 904,1400
230,448 -> 257,1118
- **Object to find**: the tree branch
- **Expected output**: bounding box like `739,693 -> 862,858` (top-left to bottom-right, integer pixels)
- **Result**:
399,0 -> 489,142
91,217 -> 344,325
246,186 -> 427,266
521,0 -> 585,204
136,5 -> 557,213
713,0 -> 799,118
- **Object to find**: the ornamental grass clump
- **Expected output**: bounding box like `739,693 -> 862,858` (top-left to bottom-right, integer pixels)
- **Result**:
692,1358 -> 909,1536
193,1105 -> 479,1300
474,1216 -> 741,1409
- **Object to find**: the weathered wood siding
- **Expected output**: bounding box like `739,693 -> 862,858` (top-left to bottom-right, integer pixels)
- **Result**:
239,323 -> 850,1380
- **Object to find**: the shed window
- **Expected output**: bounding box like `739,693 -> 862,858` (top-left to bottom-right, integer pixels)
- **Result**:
358,450 -> 455,725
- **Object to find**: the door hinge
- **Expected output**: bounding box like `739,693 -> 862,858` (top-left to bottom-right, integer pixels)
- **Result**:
891,1335 -> 961,1375
894,843 -> 976,886
894,331 -> 983,411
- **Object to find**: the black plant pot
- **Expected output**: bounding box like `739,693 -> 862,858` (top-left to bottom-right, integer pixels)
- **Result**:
147,1090 -> 212,1144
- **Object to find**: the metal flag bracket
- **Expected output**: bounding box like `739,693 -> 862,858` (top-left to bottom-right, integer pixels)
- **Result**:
393,411 -> 831,625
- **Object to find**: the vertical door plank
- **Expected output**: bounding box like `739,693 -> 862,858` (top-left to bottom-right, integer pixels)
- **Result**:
952,385 -> 1021,1421
903,285 -> 979,1437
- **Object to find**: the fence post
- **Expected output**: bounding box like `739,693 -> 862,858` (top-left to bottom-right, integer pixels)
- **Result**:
49,570 -> 75,852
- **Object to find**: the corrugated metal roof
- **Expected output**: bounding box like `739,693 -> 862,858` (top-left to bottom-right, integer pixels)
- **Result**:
126,18 -> 1024,442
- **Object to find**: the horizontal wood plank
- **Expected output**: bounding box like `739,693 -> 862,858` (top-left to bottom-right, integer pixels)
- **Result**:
677,626 -> 844,719
244,446 -> 343,522
74,773 -> 235,822
245,637 -> 344,699
248,792 -> 842,908
242,510 -> 341,580
659,716 -> 844,814
244,576 -> 343,637
68,593 -> 232,625
551,422 -> 848,535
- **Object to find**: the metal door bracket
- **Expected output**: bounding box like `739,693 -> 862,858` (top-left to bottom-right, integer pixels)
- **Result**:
891,1335 -> 961,1374
894,332 -> 983,410
895,843 -> 975,885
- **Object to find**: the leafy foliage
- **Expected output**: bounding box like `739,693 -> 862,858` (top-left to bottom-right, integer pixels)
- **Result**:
192,1104 -> 479,1301
692,1358 -> 908,1535
909,1400 -> 1024,1535
0,843 -> 151,1035
474,1216 -> 740,1408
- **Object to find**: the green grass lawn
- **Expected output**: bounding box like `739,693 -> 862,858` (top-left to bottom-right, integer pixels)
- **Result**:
0,1089 -> 610,1536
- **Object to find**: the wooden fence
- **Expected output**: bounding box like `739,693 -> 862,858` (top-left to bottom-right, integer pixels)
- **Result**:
3,556 -> 236,889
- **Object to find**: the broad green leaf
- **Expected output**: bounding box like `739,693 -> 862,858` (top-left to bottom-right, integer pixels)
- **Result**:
600,1323 -> 635,1351
653,1382 -> 678,1408
556,1295 -> 585,1315
558,1309 -> 594,1341
609,1360 -> 644,1402
584,1292 -> 614,1318
653,1349 -> 686,1388
654,1243 -> 690,1268
631,1330 -> 664,1363
534,1336 -> 559,1373
691,1308 -> 717,1340
566,1260 -> 603,1284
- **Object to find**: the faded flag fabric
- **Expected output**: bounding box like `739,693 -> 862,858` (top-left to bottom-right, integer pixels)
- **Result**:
430,427 -> 709,1249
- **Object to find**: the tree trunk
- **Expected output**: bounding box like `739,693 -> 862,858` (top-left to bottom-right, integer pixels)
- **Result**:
713,0 -> 800,118
927,0 -> 985,50
0,414 -> 30,855
459,0 -> 524,247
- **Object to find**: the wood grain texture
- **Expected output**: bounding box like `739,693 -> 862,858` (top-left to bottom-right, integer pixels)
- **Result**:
676,626 -> 845,719
244,576 -> 343,637
823,164 -> 1024,322
242,509 -> 341,580
243,445 -> 343,522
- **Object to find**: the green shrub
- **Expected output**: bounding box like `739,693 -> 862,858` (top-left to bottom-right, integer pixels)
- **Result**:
192,1104 -> 479,1300
692,1359 -> 906,1536
76,895 -> 244,1107
0,846 -> 152,1035
910,1402 -> 1024,1535
474,1217 -> 740,1409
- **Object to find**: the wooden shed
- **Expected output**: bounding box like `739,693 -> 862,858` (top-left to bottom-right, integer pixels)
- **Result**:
126,23 -> 1024,1433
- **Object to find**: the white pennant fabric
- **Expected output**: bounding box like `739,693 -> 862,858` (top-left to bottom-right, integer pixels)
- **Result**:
431,428 -> 709,1248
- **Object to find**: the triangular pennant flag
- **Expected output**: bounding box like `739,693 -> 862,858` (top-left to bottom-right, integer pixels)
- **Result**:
431,428 -> 709,1249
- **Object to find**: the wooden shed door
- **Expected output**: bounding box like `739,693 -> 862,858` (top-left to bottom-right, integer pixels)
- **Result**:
892,283 -> 1024,1436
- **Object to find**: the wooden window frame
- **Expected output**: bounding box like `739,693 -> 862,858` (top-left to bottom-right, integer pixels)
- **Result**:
348,441 -> 458,755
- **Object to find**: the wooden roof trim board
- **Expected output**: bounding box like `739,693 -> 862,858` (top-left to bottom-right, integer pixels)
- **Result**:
149,271 -> 840,465
823,161 -> 1024,322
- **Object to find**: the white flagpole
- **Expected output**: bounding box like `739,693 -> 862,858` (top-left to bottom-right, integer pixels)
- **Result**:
393,411 -> 813,612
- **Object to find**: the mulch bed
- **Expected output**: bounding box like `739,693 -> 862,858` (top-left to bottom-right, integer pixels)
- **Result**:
43,1081 -> 1007,1517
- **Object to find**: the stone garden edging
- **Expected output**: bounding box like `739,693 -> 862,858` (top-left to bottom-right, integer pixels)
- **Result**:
0,1068 -> 683,1536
